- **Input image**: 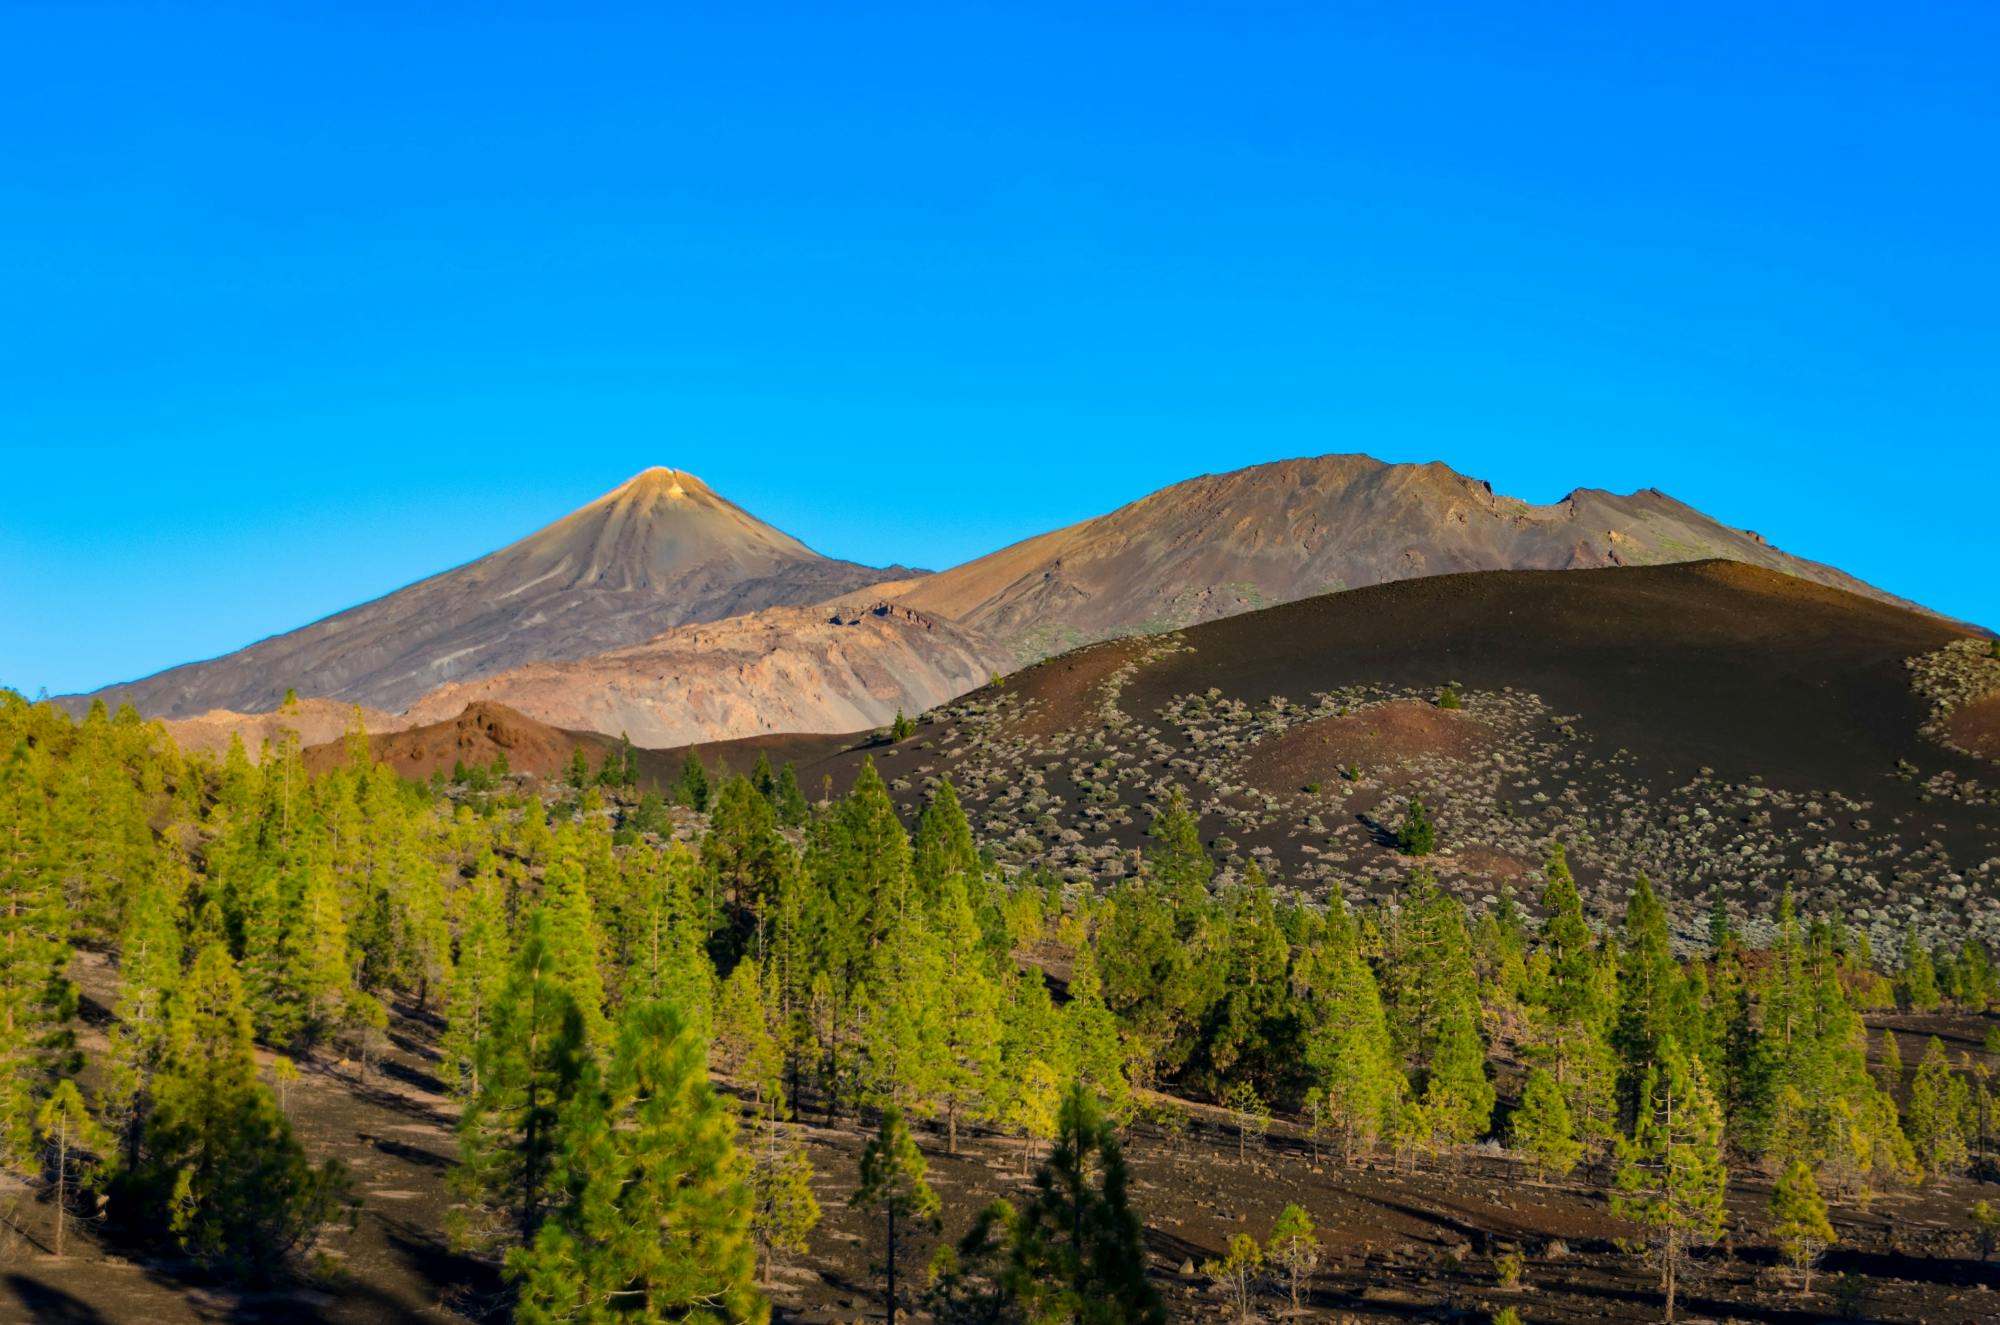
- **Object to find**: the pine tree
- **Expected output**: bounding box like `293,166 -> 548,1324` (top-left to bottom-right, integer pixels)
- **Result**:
675,750 -> 712,812
1004,1086 -> 1165,1325
912,779 -> 980,914
280,854 -> 353,1045
1523,842 -> 1618,1155
750,751 -> 777,803
509,999 -> 766,1324
1613,1039 -> 1728,1323
442,858 -> 511,1098
851,1106 -> 940,1325
1195,863 -> 1294,1094
773,761 -> 809,828
1145,788 -> 1213,907
1300,893 -> 1402,1162
927,890 -> 1006,1149
451,909 -> 593,1250
1614,875 -> 1681,1103
749,1122 -> 821,1286
1874,1027 -> 1903,1094
1512,1067 -> 1582,1183
539,859 -> 609,1049
1906,1036 -> 1971,1179
1896,927 -> 1941,1010
703,775 -> 791,937
121,942 -> 351,1279
35,1078 -> 113,1258
714,958 -> 788,1122
1396,796 -> 1436,856
1770,1159 -> 1835,1293
101,853 -> 187,1159
1266,1203 -> 1321,1315
1384,872 -> 1493,1142
0,739 -> 78,1170
1202,1232 -> 1262,1324
1062,942 -> 1130,1128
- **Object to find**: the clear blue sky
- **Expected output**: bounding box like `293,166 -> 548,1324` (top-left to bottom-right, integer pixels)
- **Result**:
4,3 -> 1995,697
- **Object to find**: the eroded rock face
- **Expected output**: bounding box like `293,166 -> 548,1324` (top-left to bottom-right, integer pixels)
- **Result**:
400,598 -> 1011,749
880,454 -> 1932,665
64,467 -> 917,719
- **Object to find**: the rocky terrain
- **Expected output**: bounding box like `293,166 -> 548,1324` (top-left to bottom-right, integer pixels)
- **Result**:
784,561 -> 2000,948
400,598 -> 1010,749
64,468 -> 913,719
881,454 -> 1937,665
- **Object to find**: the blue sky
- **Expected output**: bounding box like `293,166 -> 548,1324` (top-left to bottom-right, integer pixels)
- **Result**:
4,3 -> 1995,696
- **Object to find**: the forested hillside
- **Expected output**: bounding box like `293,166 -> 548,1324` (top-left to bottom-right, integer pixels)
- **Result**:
3,690 -> 1999,1322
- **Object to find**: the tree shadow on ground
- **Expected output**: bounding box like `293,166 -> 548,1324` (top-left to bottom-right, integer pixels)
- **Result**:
4,1274 -> 108,1324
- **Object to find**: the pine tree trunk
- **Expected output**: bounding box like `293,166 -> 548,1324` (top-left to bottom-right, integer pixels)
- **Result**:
886,1205 -> 897,1324
52,1130 -> 67,1259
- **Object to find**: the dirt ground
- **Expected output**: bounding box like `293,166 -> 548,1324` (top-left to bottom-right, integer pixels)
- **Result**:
7,957 -> 2000,1325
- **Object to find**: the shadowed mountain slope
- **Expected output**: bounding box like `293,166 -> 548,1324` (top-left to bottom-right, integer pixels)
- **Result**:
67,468 -> 912,719
882,455 -> 1932,663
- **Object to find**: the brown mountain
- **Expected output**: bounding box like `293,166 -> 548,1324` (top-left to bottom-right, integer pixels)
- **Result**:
883,454 -> 1929,664
399,597 -> 1010,748
68,468 -> 911,719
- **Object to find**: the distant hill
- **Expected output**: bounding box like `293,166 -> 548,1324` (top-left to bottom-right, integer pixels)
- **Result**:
65,468 -> 913,718
883,455 -> 1935,664
301,701 -> 628,782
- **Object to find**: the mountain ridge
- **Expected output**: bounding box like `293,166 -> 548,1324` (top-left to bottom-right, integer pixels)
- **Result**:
878,454 -> 1934,662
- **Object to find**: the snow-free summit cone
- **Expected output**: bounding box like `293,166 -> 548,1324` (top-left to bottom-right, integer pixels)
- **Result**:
65,466 -> 910,718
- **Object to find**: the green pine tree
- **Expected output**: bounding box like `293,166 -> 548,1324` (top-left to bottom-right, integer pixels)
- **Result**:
121,942 -> 352,1279
1266,1202 -> 1321,1315
442,858 -> 511,1098
1770,1159 -> 1835,1293
851,1106 -> 940,1325
773,761 -> 810,828
0,740 -> 78,1170
509,999 -> 766,1324
999,1086 -> 1165,1325
450,909 -> 593,1250
675,750 -> 712,812
1299,893 -> 1403,1162
749,1122 -> 821,1286
1512,1067 -> 1582,1183
1613,1038 -> 1728,1323
1906,1036 -> 1971,1179
1396,795 -> 1436,856
35,1078 -> 113,1258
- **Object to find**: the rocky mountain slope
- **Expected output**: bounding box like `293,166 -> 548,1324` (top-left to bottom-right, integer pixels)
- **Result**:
399,598 -> 1010,748
66,468 -> 910,718
883,455 -> 1930,663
